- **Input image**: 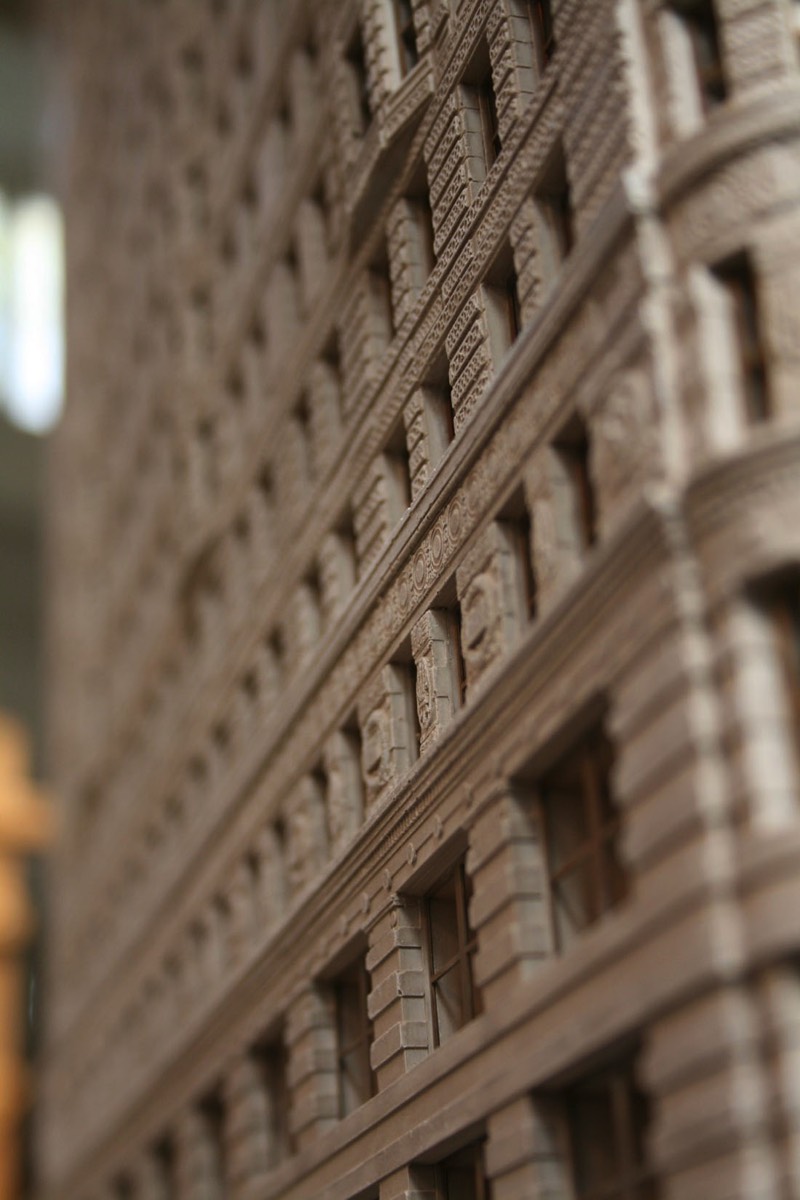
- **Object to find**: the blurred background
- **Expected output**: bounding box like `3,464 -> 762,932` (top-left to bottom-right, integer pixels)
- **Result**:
0,0 -> 63,771
0,1 -> 62,1194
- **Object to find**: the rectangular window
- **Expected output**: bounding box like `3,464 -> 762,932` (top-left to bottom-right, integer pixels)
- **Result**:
394,0 -> 419,76
478,75 -> 501,167
535,142 -> 574,283
369,236 -> 396,343
253,1035 -> 294,1166
528,0 -> 556,72
463,41 -> 500,174
675,0 -> 727,110
771,583 -> 800,759
346,23 -> 373,134
334,956 -> 376,1115
409,192 -> 436,286
562,1056 -> 656,1199
538,726 -> 627,949
384,418 -> 412,524
432,1139 -> 491,1200
198,1089 -> 227,1198
484,242 -> 523,364
423,857 -> 481,1045
714,253 -> 769,424
554,415 -> 597,554
422,349 -> 455,468
500,488 -> 537,621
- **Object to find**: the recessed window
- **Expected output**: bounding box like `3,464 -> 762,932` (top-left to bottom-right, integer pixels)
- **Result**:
253,1033 -> 294,1166
423,857 -> 481,1045
484,241 -> 523,364
554,415 -> 597,555
406,161 -> 436,292
478,80 -> 501,167
770,583 -> 800,762
538,726 -> 627,948
713,253 -> 769,424
463,40 -> 501,175
198,1089 -> 227,1197
527,0 -> 556,71
394,0 -> 419,76
152,1137 -> 178,1195
535,142 -> 574,284
333,955 -> 376,1115
346,23 -> 373,134
369,236 -> 396,343
674,0 -> 727,110
384,418 -> 412,524
560,1055 -> 656,1199
500,488 -> 537,621
422,350 -> 455,467
430,1139 -> 491,1200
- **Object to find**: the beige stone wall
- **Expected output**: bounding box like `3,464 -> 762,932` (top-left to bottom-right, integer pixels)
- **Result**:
41,1 -> 800,1198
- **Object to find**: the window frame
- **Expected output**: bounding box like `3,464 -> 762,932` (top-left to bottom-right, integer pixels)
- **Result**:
537,726 -> 627,950
562,1056 -> 655,1199
333,954 -> 377,1116
422,856 -> 481,1047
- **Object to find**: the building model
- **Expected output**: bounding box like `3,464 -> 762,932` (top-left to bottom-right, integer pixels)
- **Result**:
41,2 -> 800,1198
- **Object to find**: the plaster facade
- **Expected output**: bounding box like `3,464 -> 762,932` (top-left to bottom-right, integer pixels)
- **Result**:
42,2 -> 800,1199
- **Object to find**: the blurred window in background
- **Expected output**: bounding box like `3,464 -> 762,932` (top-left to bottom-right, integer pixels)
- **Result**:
0,191 -> 63,435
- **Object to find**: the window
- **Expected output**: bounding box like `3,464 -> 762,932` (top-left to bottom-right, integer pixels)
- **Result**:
554,415 -> 597,555
152,1137 -> 178,1195
333,955 -> 376,1115
383,418 -> 412,524
198,1089 -> 227,1198
394,0 -> 419,76
770,583 -> 800,758
561,1056 -> 657,1199
713,254 -> 769,424
253,1034 -> 294,1166
674,0 -> 727,110
406,161 -> 436,292
369,236 -> 396,344
535,142 -> 574,284
346,23 -> 372,134
538,726 -> 627,948
431,1139 -> 491,1200
527,0 -> 556,72
478,75 -> 501,168
463,41 -> 500,174
484,242 -> 523,364
500,488 -> 537,621
423,857 -> 481,1045
421,350 -> 455,469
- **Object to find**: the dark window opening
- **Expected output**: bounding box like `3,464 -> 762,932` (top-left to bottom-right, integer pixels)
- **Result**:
554,415 -> 597,554
423,857 -> 480,1046
333,956 -> 376,1115
536,142 -> 575,275
500,488 -> 537,620
537,726 -> 626,949
485,242 -> 523,360
431,1139 -> 491,1200
394,0 -> 419,76
561,1055 -> 656,1199
714,253 -> 769,423
769,583 -> 800,765
676,0 -> 727,109
528,0 -> 556,71
198,1089 -> 227,1197
384,419 -> 412,523
253,1035 -> 294,1166
346,24 -> 373,133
